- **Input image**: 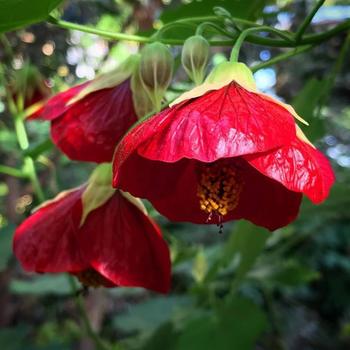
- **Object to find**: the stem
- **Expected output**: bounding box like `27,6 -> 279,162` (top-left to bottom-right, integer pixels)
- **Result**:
23,138 -> 54,159
195,21 -> 235,38
230,26 -> 294,62
67,276 -> 112,350
48,16 -> 150,42
164,15 -> 258,28
12,111 -> 45,202
152,22 -> 195,40
295,0 -> 326,42
48,15 -> 350,48
0,165 -> 26,178
0,34 -> 14,57
251,45 -> 313,72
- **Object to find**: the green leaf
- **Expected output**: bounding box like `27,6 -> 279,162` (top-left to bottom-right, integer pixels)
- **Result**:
0,0 -> 64,33
176,297 -> 267,350
249,259 -> 320,287
113,296 -> 194,334
161,0 -> 266,23
292,78 -> 326,141
223,221 -> 269,288
0,326 -> 29,350
204,221 -> 269,284
143,323 -> 178,350
10,274 -> 72,295
192,248 -> 208,283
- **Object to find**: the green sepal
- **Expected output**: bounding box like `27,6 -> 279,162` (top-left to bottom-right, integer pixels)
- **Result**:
139,42 -> 174,112
80,163 -> 115,226
131,55 -> 154,119
181,35 -> 210,85
68,55 -> 139,105
206,61 -> 257,91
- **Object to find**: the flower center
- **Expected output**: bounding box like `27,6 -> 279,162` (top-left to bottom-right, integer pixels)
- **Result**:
197,162 -> 243,219
76,268 -> 110,288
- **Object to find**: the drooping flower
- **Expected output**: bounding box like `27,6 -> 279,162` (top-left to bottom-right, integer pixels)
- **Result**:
112,62 -> 335,231
14,164 -> 171,293
28,56 -> 153,163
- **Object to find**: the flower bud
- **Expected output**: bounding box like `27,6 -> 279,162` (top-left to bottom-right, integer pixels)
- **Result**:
139,42 -> 174,111
182,35 -> 210,85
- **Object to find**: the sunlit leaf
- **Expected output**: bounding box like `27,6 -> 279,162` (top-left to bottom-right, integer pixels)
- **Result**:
0,0 -> 64,33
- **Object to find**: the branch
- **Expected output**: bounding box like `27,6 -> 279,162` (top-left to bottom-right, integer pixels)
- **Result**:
295,0 -> 326,42
47,15 -> 350,49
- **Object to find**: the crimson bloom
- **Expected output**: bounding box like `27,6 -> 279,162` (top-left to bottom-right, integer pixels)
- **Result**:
14,165 -> 171,293
112,62 -> 335,231
29,56 -> 151,163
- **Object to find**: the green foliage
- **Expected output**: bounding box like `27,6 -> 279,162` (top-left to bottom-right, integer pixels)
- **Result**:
175,297 -> 267,350
292,78 -> 326,141
113,296 -> 194,334
0,327 -> 29,350
205,221 -> 269,285
161,0 -> 266,23
10,274 -> 72,295
0,0 -> 64,33
0,224 -> 14,271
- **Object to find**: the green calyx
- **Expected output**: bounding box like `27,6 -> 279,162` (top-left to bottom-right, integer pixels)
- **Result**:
130,54 -> 154,119
181,35 -> 210,85
68,55 -> 139,106
88,163 -> 113,186
139,42 -> 174,112
80,163 -> 115,226
205,61 -> 257,91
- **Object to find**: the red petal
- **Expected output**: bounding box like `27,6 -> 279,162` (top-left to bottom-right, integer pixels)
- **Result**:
77,191 -> 171,293
28,82 -> 88,121
114,154 -> 301,231
13,188 -> 87,273
51,80 -> 138,163
244,138 -> 335,204
115,153 -> 208,223
232,159 -> 302,231
113,81 -> 296,170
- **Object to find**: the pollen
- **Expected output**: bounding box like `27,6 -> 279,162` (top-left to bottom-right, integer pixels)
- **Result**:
197,162 -> 243,218
76,268 -> 109,288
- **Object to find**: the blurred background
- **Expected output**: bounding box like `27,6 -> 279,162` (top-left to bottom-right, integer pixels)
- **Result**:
0,0 -> 350,349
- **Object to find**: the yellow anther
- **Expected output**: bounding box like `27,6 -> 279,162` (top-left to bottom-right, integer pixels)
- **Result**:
197,162 -> 243,219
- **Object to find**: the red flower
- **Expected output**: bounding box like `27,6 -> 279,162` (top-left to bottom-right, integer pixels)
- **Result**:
112,62 -> 335,231
29,57 -> 151,163
14,167 -> 171,293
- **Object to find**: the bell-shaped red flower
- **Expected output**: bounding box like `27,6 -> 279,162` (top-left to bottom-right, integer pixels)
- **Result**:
29,56 -> 152,163
13,165 -> 171,293
112,62 -> 335,231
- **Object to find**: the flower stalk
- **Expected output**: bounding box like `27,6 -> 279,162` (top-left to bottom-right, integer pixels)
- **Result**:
47,15 -> 350,49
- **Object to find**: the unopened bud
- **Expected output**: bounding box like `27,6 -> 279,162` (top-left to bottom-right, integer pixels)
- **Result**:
181,35 -> 210,85
139,42 -> 174,111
